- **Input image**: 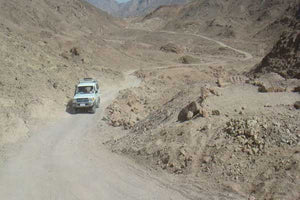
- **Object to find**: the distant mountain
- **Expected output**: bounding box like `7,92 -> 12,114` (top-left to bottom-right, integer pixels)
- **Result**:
118,0 -> 188,17
85,0 -> 120,15
142,0 -> 298,43
0,0 -> 120,34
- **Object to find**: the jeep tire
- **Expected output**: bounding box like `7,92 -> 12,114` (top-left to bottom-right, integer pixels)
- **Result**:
91,104 -> 96,114
96,99 -> 100,108
72,107 -> 77,114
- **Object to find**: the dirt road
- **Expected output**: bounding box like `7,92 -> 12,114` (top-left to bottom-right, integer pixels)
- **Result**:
0,29 -> 253,199
158,30 -> 253,60
123,25 -> 253,61
0,72 -> 194,200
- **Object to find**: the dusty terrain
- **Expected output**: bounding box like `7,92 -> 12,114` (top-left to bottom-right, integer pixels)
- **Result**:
0,0 -> 299,199
103,12 -> 300,200
0,73 -> 199,200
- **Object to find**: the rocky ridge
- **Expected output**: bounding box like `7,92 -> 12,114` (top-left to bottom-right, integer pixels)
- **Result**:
141,0 -> 299,48
251,5 -> 300,79
118,0 -> 188,17
85,0 -> 120,16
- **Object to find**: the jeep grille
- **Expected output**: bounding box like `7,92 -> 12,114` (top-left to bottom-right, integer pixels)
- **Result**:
76,98 -> 89,103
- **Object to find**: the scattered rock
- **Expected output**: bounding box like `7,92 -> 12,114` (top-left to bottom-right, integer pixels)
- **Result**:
202,156 -> 212,163
106,89 -> 146,129
258,83 -> 286,93
209,88 -> 220,96
53,82 -> 58,89
294,86 -> 300,93
70,47 -> 80,56
251,73 -> 288,93
60,52 -> 69,59
178,101 -> 201,122
187,111 -> 194,120
294,101 -> 300,109
225,118 -> 265,154
212,110 -> 220,116
160,43 -> 183,54
217,78 -> 227,87
264,104 -> 272,108
201,86 -> 211,99
179,55 -> 199,64
200,108 -> 209,118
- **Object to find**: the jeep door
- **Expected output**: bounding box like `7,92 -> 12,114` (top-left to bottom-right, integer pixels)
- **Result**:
95,84 -> 100,104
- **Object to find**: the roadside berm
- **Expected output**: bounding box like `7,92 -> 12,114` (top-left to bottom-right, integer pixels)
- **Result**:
105,66 -> 300,199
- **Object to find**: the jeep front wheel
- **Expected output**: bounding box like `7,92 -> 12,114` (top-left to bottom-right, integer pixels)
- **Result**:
91,104 -> 96,114
96,99 -> 100,108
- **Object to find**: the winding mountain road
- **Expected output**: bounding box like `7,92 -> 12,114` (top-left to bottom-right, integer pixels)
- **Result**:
159,30 -> 253,61
0,28 -> 253,200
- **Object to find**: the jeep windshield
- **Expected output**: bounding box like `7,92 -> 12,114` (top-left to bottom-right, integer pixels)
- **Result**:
76,86 -> 94,94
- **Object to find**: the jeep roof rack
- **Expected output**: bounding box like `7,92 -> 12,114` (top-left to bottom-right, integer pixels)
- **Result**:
79,78 -> 97,83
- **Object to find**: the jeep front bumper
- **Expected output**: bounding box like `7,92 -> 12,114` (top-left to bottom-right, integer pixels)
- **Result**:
73,102 -> 95,108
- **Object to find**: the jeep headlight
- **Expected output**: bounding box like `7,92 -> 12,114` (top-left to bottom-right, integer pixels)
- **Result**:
89,98 -> 95,102
72,99 -> 77,103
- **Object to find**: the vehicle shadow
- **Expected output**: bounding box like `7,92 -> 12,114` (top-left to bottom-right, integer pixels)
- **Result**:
65,99 -> 75,114
65,99 -> 93,115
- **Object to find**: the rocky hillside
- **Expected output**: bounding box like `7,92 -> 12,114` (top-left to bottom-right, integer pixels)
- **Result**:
143,4 -> 182,20
118,0 -> 188,17
0,0 -> 126,144
106,66 -> 300,200
0,0 -> 120,34
85,0 -> 120,16
142,0 -> 298,44
251,4 -> 300,79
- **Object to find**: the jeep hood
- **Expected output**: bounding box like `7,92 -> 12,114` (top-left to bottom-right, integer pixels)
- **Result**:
73,93 -> 95,99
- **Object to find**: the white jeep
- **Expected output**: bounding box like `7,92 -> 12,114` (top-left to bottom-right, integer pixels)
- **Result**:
72,78 -> 100,114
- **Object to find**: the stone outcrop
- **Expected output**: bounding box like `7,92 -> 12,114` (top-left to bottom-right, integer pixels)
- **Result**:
160,43 -> 183,54
178,101 -> 201,122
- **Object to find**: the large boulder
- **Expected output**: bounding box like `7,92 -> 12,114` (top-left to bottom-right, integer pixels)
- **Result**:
178,101 -> 200,122
251,72 -> 300,92
294,101 -> 300,109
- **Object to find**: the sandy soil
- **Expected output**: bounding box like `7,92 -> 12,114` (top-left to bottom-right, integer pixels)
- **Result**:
0,73 -> 193,200
103,23 -> 300,200
0,8 -> 299,199
0,24 -> 257,199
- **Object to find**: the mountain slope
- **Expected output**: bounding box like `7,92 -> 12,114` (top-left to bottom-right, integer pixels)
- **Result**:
141,0 -> 300,80
251,4 -> 300,79
0,0 -> 124,144
118,0 -> 188,17
85,0 -> 120,15
142,0 -> 298,44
